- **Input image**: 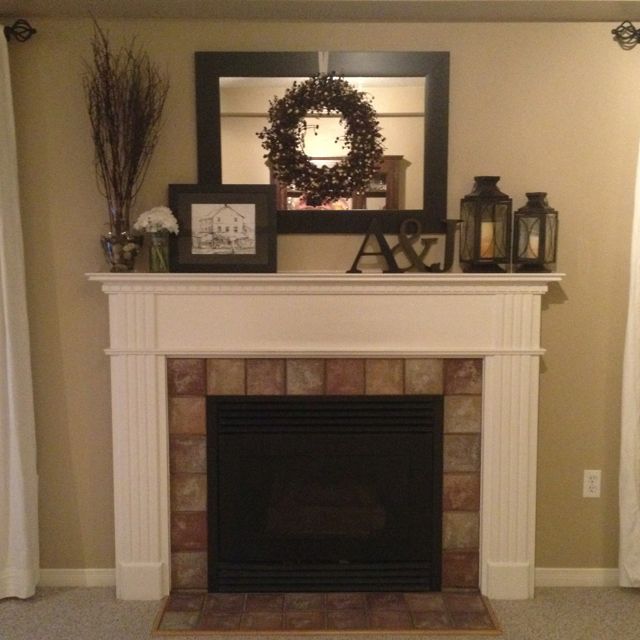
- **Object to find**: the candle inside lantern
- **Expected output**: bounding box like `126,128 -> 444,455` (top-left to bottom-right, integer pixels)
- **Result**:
480,222 -> 495,258
526,231 -> 540,259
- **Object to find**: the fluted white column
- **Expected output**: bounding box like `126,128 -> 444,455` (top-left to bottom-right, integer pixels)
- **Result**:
107,291 -> 170,600
480,292 -> 543,599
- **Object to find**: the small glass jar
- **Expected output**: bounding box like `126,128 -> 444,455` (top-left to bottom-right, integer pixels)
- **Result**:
149,230 -> 170,273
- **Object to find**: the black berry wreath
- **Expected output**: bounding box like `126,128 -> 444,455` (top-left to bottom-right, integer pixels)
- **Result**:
258,74 -> 385,207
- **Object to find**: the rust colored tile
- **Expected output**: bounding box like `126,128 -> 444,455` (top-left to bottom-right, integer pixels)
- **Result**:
443,474 -> 481,511
207,359 -> 246,395
246,359 -> 285,395
411,610 -> 452,629
169,435 -> 206,474
442,551 -> 480,589
167,359 -> 206,396
366,592 -> 409,611
159,610 -> 199,631
165,592 -> 205,612
197,612 -> 242,630
284,592 -> 324,611
203,593 -> 245,614
405,359 -> 444,394
326,592 -> 367,609
170,473 -> 206,512
443,434 -> 481,472
404,592 -> 446,612
325,609 -> 367,630
326,359 -> 365,395
369,609 -> 413,629
171,551 -> 207,590
444,359 -> 483,395
171,511 -> 207,551
443,512 -> 480,550
245,593 -> 285,612
286,359 -> 325,395
443,592 -> 487,613
285,610 -> 325,630
240,612 -> 284,630
365,359 -> 404,395
444,395 -> 482,433
169,396 -> 206,435
449,610 -> 495,629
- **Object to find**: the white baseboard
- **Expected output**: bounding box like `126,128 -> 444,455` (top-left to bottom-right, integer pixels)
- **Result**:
38,568 -> 116,588
37,567 -> 619,589
535,567 -> 619,587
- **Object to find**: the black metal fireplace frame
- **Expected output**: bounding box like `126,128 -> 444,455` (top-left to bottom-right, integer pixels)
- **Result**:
207,395 -> 443,592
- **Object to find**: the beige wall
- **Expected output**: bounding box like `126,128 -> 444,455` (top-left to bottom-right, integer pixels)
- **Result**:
8,18 -> 639,570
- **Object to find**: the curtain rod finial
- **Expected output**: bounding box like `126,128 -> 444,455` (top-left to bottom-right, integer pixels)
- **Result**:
612,20 -> 640,49
4,19 -> 37,43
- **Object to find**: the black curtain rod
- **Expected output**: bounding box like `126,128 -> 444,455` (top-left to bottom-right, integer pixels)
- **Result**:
612,20 -> 640,49
4,19 -> 37,43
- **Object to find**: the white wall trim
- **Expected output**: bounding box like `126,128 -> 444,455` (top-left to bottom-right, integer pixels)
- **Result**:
535,568 -> 619,587
38,568 -> 116,588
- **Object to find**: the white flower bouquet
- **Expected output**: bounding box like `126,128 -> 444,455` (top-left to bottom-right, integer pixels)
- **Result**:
133,206 -> 179,234
133,207 -> 179,272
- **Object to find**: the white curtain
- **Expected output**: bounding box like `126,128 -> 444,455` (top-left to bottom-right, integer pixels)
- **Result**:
620,139 -> 640,587
0,32 -> 39,599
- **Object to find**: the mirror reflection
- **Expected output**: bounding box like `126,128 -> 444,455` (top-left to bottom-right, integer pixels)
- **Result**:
220,77 -> 425,211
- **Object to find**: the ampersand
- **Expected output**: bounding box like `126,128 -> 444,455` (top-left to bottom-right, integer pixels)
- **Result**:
391,218 -> 438,272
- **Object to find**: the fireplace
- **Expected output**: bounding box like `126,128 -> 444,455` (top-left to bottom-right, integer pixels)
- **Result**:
90,271 -> 561,600
208,395 -> 443,592
169,356 -> 481,593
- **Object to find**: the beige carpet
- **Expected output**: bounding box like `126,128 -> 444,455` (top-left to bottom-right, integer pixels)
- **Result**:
1,587 -> 640,639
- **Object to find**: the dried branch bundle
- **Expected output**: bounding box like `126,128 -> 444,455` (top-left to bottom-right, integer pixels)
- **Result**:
83,23 -> 169,236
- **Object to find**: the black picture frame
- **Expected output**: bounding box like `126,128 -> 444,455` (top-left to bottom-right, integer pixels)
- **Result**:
195,51 -> 449,235
168,184 -> 277,272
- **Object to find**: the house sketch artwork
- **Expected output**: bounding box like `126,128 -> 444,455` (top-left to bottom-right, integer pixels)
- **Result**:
191,203 -> 256,255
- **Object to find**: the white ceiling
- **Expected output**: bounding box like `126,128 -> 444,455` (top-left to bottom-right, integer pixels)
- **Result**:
0,0 -> 639,23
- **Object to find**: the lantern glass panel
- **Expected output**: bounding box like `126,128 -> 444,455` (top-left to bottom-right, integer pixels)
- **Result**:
460,202 -> 475,261
516,216 -> 541,260
545,214 -> 558,263
492,202 -> 510,260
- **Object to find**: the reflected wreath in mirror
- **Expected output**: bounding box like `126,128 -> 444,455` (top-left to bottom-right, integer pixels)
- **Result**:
257,74 -> 385,207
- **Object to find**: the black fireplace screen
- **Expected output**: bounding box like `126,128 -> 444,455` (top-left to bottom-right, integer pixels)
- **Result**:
207,395 -> 443,592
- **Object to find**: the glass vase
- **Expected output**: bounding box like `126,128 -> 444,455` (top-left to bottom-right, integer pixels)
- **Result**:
149,231 -> 170,272
100,230 -> 142,272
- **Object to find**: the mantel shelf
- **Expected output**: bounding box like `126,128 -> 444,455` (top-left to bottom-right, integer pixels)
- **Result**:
88,271 -> 563,283
87,271 -> 563,295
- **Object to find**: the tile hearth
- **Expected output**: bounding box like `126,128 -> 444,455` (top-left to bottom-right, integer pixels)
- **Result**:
154,590 -> 500,634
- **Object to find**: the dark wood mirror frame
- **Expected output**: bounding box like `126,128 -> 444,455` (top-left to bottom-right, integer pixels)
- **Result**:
195,51 -> 449,234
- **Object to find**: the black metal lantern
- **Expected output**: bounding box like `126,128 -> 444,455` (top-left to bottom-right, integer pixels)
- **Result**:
459,176 -> 512,272
512,192 -> 558,272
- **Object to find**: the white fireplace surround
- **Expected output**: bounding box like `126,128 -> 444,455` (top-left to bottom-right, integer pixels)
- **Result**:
89,271 -> 561,601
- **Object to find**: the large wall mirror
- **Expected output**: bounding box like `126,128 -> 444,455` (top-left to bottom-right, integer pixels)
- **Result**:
195,52 -> 449,234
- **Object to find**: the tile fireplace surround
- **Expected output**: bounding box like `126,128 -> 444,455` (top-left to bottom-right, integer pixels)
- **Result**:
89,272 -> 561,602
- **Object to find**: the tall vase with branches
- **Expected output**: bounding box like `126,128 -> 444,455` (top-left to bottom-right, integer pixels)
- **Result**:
83,22 -> 169,271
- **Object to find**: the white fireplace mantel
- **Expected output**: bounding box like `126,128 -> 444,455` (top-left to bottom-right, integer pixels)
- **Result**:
89,271 -> 562,601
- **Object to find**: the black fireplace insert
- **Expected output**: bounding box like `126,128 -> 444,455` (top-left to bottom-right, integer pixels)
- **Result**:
207,395 -> 443,592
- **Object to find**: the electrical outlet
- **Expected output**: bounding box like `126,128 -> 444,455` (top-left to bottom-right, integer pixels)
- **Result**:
583,469 -> 601,498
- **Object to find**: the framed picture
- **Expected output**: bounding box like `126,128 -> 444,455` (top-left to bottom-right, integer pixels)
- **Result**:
168,184 -> 277,272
